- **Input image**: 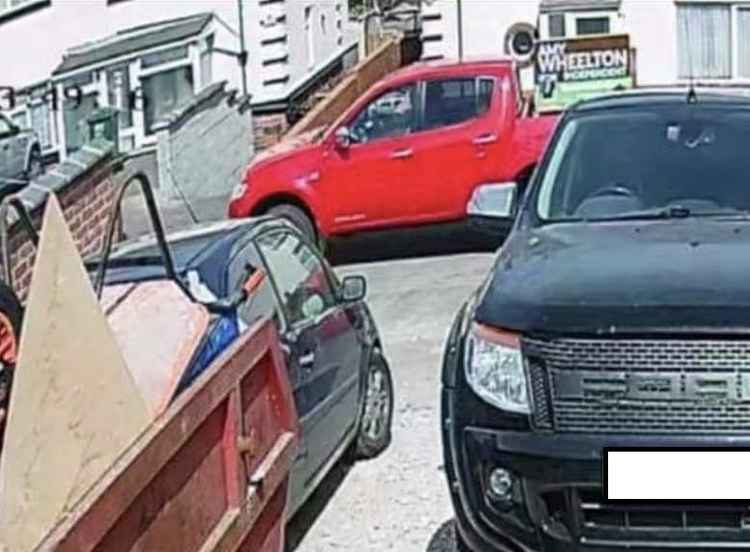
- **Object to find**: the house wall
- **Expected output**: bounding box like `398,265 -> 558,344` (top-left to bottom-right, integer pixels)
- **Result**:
1,2 -> 241,92
418,0 -> 696,91
621,0 -> 679,86
245,0 -> 355,105
0,0 -> 360,156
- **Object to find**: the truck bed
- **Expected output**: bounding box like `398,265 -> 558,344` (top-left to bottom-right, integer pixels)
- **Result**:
35,319 -> 298,552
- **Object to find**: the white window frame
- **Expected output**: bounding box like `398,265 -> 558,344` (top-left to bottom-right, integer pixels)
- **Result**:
574,14 -> 612,36
55,40 -> 202,156
676,1 -> 750,83
540,9 -> 622,40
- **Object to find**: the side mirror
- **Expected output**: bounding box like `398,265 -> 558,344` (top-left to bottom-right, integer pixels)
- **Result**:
341,275 -> 366,302
334,126 -> 352,150
467,182 -> 518,235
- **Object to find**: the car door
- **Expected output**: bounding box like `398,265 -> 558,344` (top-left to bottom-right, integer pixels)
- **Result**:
321,82 -> 423,230
255,227 -> 361,507
415,76 -> 498,220
0,115 -> 21,179
224,235 -> 315,509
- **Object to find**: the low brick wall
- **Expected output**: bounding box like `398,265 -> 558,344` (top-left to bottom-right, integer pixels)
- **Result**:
7,139 -> 118,299
287,35 -> 403,137
253,113 -> 291,152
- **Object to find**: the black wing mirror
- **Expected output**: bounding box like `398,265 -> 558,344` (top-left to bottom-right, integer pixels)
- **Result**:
341,275 -> 366,302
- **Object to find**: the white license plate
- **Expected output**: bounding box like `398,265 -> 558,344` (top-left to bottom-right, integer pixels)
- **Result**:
604,448 -> 750,500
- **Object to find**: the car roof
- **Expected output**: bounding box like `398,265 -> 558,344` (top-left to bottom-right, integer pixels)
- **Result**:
376,57 -> 514,88
96,215 -> 297,291
569,89 -> 750,113
108,217 -> 264,264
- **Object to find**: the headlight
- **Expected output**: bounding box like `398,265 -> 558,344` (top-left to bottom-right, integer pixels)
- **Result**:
464,324 -> 529,413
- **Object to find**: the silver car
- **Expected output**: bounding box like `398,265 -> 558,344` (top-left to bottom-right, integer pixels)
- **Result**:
0,113 -> 42,181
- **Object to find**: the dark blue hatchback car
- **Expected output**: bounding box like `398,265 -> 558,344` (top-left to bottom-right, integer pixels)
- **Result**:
95,216 -> 394,518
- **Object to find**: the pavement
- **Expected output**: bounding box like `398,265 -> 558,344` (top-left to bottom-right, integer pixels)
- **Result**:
119,193 -> 230,238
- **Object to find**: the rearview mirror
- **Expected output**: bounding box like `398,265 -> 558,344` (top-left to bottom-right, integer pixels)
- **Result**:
341,275 -> 366,302
467,182 -> 518,234
334,126 -> 352,150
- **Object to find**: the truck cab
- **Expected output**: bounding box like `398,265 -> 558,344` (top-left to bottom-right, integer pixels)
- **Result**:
443,91 -> 750,551
228,59 -> 556,244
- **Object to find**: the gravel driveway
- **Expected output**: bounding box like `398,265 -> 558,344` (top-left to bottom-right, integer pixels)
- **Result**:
288,253 -> 495,552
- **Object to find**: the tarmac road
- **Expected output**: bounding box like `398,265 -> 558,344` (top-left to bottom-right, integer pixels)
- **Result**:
288,250 -> 496,552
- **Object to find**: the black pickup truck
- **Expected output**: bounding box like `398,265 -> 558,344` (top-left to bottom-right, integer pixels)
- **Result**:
443,91 -> 750,551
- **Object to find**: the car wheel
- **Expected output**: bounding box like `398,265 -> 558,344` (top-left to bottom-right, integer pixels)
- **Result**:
351,349 -> 393,460
26,149 -> 44,180
267,204 -> 316,244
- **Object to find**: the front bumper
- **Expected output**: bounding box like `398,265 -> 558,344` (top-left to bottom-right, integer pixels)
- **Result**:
442,387 -> 750,552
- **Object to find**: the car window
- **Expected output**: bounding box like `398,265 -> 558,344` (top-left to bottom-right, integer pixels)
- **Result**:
536,108 -> 750,221
227,240 -> 280,328
349,83 -> 418,144
256,230 -> 337,327
423,77 -> 493,131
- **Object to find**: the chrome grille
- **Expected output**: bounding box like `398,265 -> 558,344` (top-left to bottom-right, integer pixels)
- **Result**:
523,337 -> 750,434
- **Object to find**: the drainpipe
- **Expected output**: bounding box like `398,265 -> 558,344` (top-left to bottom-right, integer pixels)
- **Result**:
237,0 -> 249,98
456,0 -> 464,61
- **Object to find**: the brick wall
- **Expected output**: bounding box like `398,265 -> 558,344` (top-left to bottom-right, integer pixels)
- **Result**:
252,113 -> 290,152
7,140 -> 117,300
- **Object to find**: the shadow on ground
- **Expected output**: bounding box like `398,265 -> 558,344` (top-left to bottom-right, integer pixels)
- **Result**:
329,222 -> 502,266
426,519 -> 458,552
286,462 -> 354,551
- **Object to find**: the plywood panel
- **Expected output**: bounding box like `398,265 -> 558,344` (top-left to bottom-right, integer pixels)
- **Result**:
0,197 -> 150,552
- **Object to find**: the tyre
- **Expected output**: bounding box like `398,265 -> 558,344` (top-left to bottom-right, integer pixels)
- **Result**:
455,530 -> 472,552
267,204 -> 316,244
26,148 -> 44,180
351,349 -> 393,460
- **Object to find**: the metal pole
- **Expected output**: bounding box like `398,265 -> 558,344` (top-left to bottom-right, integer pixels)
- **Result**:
456,0 -> 464,61
237,0 -> 249,98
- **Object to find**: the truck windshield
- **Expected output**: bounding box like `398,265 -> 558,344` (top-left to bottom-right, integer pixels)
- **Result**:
536,106 -> 750,222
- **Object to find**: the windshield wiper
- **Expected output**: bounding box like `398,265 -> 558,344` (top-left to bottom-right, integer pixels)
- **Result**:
581,206 -> 693,222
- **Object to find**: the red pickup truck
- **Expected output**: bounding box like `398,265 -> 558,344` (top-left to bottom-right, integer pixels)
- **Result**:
228,59 -> 557,244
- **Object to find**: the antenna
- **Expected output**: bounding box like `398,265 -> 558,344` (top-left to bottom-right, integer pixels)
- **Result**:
687,78 -> 698,104
683,13 -> 698,104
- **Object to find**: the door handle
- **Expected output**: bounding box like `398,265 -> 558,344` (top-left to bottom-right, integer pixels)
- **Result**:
472,134 -> 498,146
300,352 -> 315,370
390,148 -> 413,159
